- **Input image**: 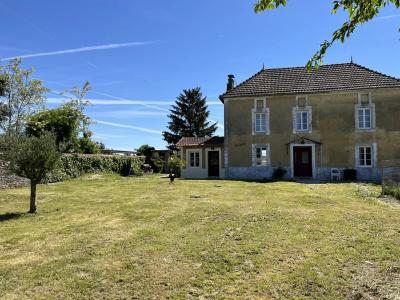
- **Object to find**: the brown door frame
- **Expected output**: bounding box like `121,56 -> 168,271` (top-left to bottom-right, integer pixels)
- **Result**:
290,144 -> 315,178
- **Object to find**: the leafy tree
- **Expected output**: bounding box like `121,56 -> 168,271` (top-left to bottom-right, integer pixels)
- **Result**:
63,81 -> 92,134
26,105 -> 100,154
96,141 -> 106,151
0,103 -> 8,125
254,0 -> 400,68
163,87 -> 217,150
151,152 -> 163,173
79,132 -> 100,154
167,155 -> 185,182
137,144 -> 156,165
0,73 -> 6,96
0,58 -> 48,133
0,132 -> 61,213
26,105 -> 82,151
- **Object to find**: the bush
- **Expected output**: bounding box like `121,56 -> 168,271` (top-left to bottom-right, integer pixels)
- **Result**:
272,167 -> 287,180
343,169 -> 357,181
45,154 -> 144,183
382,184 -> 400,200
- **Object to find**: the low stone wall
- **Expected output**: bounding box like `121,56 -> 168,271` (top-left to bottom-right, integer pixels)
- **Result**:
0,161 -> 29,189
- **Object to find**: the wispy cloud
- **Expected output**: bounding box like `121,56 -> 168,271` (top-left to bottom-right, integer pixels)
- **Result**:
92,110 -> 167,117
0,41 -> 159,61
89,91 -> 170,112
374,14 -> 400,21
92,133 -> 130,140
209,119 -> 224,130
95,120 -> 162,135
47,97 -> 221,107
0,46 -> 29,52
47,97 -> 172,106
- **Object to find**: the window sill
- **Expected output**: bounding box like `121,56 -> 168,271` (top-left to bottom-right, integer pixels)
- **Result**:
294,130 -> 312,134
355,128 -> 376,132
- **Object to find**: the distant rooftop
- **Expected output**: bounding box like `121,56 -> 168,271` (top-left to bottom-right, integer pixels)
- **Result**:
220,62 -> 400,100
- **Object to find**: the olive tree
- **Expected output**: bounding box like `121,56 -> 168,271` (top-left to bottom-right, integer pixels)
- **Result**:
0,132 -> 61,213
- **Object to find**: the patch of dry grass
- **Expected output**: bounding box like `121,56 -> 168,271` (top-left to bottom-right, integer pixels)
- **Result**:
0,175 -> 399,299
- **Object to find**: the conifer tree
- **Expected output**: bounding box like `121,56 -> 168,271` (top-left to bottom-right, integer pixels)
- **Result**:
163,87 -> 217,150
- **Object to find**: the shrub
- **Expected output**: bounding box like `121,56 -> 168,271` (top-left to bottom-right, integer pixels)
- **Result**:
382,184 -> 400,200
272,167 -> 287,180
45,154 -> 144,183
343,169 -> 357,181
168,155 -> 185,176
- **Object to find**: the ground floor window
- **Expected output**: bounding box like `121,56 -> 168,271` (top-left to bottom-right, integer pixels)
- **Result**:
253,145 -> 270,166
357,145 -> 373,167
189,151 -> 200,167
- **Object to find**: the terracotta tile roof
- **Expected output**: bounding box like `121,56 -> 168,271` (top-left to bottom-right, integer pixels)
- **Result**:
220,63 -> 400,100
177,136 -> 224,147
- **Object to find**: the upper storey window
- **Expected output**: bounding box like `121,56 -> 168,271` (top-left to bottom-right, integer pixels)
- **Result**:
293,96 -> 312,134
296,111 -> 309,132
252,98 -> 269,135
355,93 -> 375,131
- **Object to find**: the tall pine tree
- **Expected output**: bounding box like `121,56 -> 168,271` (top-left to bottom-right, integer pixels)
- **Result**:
163,87 -> 217,150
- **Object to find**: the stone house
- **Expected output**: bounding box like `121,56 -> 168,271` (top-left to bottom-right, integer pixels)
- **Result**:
178,63 -> 400,181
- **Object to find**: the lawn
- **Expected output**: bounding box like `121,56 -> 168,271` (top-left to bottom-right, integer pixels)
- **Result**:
1,174 -> 399,299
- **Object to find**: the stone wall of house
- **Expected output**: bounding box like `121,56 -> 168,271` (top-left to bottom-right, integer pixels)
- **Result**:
0,161 -> 29,189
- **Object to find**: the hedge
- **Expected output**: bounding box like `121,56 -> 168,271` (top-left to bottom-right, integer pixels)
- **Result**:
45,154 -> 144,183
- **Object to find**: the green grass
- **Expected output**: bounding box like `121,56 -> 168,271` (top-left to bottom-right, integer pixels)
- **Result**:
1,174 -> 400,299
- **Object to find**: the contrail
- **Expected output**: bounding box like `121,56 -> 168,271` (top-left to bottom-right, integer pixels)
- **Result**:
47,97 -> 222,106
95,120 -> 162,135
374,14 -> 400,21
47,97 -> 172,106
0,41 -> 159,61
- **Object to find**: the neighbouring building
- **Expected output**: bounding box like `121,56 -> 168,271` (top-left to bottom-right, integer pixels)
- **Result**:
101,149 -> 138,156
178,62 -> 400,181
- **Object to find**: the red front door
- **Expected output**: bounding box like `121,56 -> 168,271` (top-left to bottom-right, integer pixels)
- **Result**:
293,146 -> 313,177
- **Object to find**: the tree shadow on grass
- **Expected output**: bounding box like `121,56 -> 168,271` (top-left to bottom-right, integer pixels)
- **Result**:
0,212 -> 26,222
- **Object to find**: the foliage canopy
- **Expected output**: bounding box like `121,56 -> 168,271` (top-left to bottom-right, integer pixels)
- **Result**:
163,87 -> 217,150
254,0 -> 400,68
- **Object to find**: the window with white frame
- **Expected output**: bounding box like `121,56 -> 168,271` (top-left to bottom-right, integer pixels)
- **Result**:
357,107 -> 372,129
357,146 -> 373,167
295,111 -> 309,132
252,98 -> 269,135
253,145 -> 269,166
355,93 -> 375,131
255,113 -> 267,133
188,151 -> 200,167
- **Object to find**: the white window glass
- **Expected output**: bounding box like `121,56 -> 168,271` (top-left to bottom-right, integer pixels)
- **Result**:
296,111 -> 309,131
189,152 -> 200,167
357,108 -> 372,129
255,113 -> 267,133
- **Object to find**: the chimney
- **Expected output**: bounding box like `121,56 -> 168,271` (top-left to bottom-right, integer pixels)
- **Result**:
226,74 -> 235,91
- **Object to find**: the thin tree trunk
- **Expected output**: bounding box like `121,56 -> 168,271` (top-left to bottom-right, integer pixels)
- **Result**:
29,181 -> 37,213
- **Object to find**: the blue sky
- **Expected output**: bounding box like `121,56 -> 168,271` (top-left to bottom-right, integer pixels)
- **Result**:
0,1 -> 399,150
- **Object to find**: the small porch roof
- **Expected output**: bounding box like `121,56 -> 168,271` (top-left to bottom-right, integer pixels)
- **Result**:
285,136 -> 322,146
177,136 -> 224,147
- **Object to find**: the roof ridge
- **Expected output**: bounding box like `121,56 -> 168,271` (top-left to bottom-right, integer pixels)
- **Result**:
351,62 -> 400,82
220,62 -> 400,100
260,62 -> 353,71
